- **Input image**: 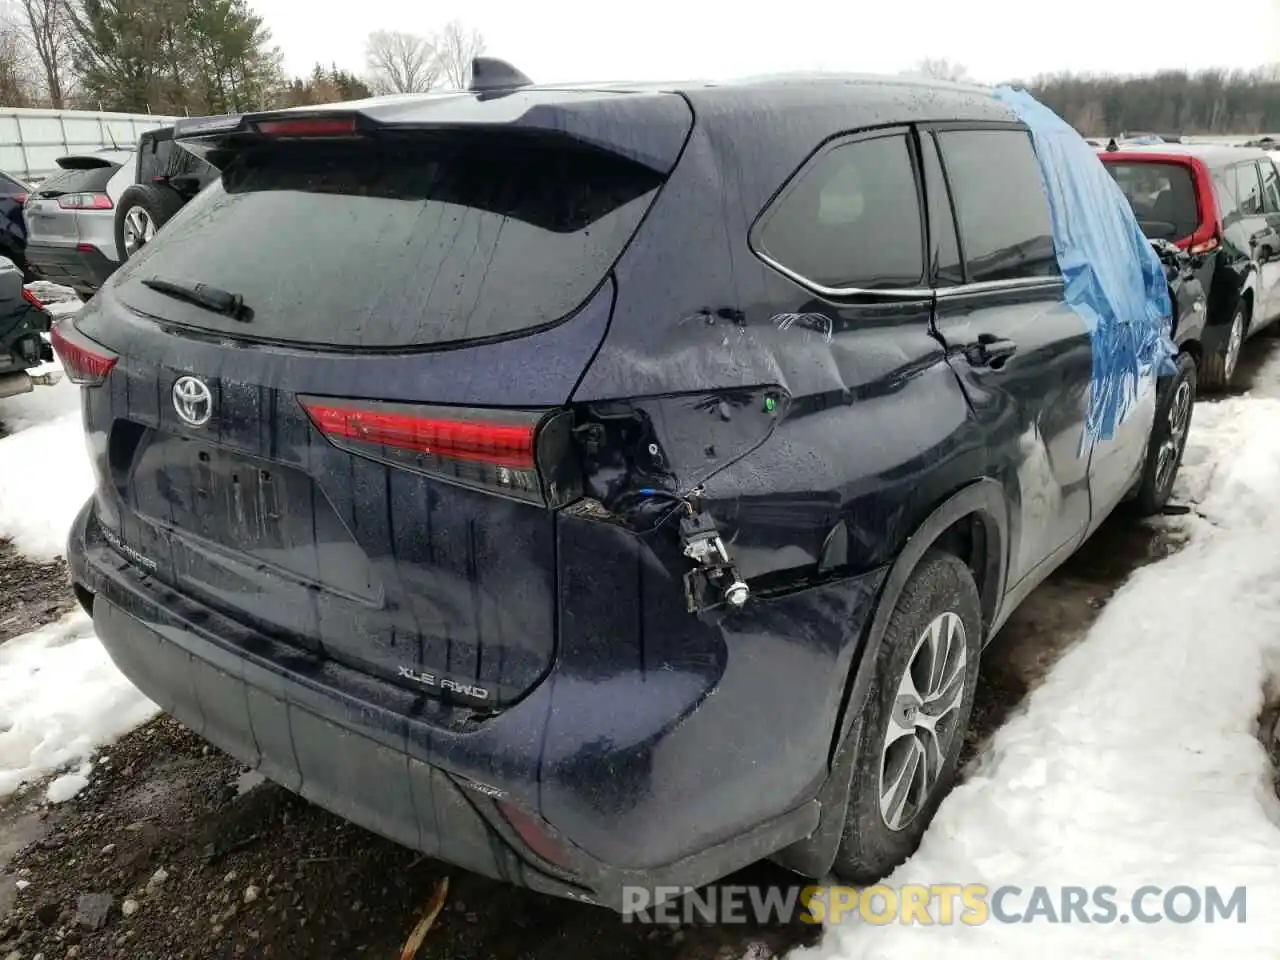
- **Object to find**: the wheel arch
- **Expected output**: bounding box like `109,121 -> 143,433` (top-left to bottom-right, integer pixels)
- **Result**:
770,477 -> 1008,878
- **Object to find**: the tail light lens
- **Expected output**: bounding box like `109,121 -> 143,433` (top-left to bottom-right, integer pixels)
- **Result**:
300,397 -> 580,506
1189,236 -> 1220,255
51,319 -> 118,385
13,192 -> 26,204
21,287 -> 43,309
57,192 -> 113,210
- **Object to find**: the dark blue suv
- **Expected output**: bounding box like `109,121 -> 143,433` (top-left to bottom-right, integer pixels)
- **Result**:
56,69 -> 1190,909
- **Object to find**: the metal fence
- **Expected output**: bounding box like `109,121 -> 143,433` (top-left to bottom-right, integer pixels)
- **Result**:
0,107 -> 181,185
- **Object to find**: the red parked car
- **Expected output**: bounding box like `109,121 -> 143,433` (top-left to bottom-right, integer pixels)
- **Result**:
1100,143 -> 1280,390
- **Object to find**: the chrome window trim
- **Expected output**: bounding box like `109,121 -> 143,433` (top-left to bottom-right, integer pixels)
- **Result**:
757,249 -> 1062,302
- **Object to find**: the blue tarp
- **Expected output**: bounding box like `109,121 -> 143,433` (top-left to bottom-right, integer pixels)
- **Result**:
992,87 -> 1177,451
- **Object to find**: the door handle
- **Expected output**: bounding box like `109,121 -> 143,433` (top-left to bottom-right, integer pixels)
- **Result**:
965,333 -> 1018,369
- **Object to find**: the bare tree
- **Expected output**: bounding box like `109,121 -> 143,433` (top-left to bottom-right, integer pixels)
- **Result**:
432,20 -> 483,89
365,29 -> 437,94
0,20 -> 32,106
910,58 -> 971,83
17,0 -> 71,106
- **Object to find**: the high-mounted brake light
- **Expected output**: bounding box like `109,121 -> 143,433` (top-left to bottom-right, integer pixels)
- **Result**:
57,192 -> 113,210
51,320 -> 117,386
255,117 -> 358,138
301,398 -> 578,505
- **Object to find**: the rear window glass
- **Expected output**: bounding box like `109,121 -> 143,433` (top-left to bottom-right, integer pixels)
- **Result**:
36,164 -> 119,196
1103,161 -> 1199,242
113,138 -> 664,349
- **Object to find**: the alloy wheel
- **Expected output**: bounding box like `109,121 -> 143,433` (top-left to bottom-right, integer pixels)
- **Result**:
878,611 -> 968,832
123,207 -> 157,257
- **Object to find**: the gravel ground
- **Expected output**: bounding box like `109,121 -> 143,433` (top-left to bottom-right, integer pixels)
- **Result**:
0,540 -> 75,645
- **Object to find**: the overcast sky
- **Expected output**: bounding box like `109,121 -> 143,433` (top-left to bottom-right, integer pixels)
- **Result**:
253,0 -> 1280,85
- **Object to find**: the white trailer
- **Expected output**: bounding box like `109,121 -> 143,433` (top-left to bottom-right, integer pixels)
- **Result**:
0,107 -> 181,185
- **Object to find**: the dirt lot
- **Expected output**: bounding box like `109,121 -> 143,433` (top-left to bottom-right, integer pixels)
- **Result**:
0,504 -> 1186,960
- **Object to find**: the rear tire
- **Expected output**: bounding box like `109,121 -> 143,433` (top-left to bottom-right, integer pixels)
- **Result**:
114,184 -> 185,261
1200,303 -> 1246,392
1135,352 -> 1196,516
832,550 -> 982,884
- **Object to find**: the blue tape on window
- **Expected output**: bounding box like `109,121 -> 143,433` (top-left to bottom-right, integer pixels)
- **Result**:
992,87 -> 1178,451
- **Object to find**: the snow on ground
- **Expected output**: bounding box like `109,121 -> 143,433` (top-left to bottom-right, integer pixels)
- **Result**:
0,289 -> 156,803
0,286 -> 94,558
0,612 -> 158,803
799,377 -> 1280,956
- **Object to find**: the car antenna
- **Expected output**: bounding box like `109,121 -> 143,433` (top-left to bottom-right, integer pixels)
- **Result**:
469,57 -> 532,93
106,127 -> 118,150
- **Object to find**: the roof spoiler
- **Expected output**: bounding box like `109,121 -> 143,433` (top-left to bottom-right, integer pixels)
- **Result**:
469,57 -> 532,93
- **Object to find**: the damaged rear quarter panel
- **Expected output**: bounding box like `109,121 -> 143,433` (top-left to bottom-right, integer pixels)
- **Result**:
550,89 -> 992,865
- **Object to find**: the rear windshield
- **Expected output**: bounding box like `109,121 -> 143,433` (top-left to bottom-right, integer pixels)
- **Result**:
113,137 -> 664,349
1103,161 -> 1200,242
35,164 -> 119,197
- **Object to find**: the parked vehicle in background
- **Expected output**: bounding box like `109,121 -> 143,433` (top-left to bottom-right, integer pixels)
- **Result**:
1100,143 -> 1280,389
0,257 -> 53,399
115,126 -> 220,261
23,150 -> 134,297
0,170 -> 31,280
60,69 -> 1184,911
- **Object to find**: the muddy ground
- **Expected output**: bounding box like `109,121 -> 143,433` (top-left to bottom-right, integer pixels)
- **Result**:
1,339 -> 1274,960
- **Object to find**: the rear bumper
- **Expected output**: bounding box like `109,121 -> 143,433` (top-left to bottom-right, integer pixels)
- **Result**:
68,499 -> 886,909
26,241 -> 116,293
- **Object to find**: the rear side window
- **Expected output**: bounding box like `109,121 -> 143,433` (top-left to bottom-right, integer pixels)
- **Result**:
1263,161 -> 1280,214
0,173 -> 24,194
754,133 -> 924,290
35,164 -> 119,196
139,137 -> 218,185
1103,161 -> 1200,242
1213,171 -> 1240,224
937,129 -> 1059,283
1235,162 -> 1264,215
114,138 -> 664,349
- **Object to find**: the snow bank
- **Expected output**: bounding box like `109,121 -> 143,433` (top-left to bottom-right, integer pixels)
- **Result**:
0,291 -> 92,559
0,612 -> 158,802
797,393 -> 1280,957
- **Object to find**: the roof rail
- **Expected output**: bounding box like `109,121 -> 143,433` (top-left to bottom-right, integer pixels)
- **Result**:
469,57 -> 533,93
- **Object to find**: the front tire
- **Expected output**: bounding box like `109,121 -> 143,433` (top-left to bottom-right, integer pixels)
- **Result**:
832,550 -> 982,883
1135,351 -> 1196,516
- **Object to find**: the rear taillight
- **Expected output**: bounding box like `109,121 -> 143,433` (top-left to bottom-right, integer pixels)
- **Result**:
57,192 -> 113,210
50,320 -> 118,386
254,117 -> 358,138
1189,236 -> 1220,255
13,192 -> 26,204
301,398 -> 579,506
21,287 -> 43,309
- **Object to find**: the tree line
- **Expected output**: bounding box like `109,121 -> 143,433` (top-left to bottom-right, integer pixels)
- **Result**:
1026,68 -> 1280,136
909,58 -> 1280,137
0,0 -> 484,114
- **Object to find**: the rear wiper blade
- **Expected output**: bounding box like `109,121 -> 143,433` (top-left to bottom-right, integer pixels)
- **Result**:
141,276 -> 251,321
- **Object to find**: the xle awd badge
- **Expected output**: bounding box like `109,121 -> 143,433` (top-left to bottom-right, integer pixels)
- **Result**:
172,375 -> 212,427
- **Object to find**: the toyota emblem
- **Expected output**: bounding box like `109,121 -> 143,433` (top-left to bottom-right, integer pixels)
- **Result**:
172,375 -> 213,427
